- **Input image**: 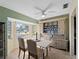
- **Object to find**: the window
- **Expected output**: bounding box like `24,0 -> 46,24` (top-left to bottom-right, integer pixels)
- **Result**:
16,22 -> 29,38
7,20 -> 12,39
32,25 -> 36,35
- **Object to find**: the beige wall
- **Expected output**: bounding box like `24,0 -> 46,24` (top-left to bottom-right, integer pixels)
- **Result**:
38,23 -> 43,34
58,19 -> 65,34
64,18 -> 69,40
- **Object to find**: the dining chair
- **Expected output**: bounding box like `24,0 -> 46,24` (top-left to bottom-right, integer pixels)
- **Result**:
18,38 -> 27,59
27,40 -> 45,59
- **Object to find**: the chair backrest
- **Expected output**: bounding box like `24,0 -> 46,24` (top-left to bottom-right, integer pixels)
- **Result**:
18,38 -> 25,49
27,40 -> 37,55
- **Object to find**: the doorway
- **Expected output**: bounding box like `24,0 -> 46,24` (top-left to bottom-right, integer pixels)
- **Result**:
74,15 -> 76,55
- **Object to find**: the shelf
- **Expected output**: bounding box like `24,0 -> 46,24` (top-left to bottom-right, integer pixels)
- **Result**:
0,22 -> 5,59
0,48 -> 3,51
0,48 -> 3,57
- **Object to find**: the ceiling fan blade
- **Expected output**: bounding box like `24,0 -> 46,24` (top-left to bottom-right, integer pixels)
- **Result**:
47,11 -> 56,13
44,2 -> 53,11
35,12 -> 41,15
34,7 -> 43,11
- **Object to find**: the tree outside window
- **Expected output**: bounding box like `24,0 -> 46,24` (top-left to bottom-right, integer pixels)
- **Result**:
16,22 -> 29,38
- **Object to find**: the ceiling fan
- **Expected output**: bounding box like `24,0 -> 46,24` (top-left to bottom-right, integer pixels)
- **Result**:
34,2 -> 55,18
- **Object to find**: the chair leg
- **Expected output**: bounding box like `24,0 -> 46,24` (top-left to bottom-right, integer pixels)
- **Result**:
43,53 -> 45,59
28,52 -> 30,59
23,51 -> 25,59
18,48 -> 21,57
49,46 -> 51,51
46,47 -> 48,56
35,55 -> 38,59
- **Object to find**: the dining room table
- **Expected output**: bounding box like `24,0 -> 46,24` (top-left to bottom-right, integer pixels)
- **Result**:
24,35 -> 52,56
33,39 -> 52,56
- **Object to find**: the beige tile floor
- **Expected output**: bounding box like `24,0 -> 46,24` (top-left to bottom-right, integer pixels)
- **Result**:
7,48 -> 76,59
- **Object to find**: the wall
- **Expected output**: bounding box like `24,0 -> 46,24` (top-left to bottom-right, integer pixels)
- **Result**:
7,21 -> 19,55
0,6 -> 38,23
58,19 -> 65,34
0,6 -> 38,57
69,0 -> 77,56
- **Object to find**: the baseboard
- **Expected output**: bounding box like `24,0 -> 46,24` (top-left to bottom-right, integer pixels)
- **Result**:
49,46 -> 69,51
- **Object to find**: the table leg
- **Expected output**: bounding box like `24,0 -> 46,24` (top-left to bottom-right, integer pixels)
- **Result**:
46,47 -> 48,56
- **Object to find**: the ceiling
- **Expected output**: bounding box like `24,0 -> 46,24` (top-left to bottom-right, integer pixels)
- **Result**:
0,0 -> 71,20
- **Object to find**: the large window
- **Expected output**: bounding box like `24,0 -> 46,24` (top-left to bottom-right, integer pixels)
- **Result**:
16,22 -> 29,38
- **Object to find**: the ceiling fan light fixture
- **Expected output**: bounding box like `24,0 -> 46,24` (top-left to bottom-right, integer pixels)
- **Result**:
42,15 -> 45,17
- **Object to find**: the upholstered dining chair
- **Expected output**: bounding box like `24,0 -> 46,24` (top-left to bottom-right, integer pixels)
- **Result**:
27,40 -> 44,59
18,38 -> 27,59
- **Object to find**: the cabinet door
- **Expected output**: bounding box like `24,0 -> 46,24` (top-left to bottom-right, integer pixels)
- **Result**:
0,22 -> 5,59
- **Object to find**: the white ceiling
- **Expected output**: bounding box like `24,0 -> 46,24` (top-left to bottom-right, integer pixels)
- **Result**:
0,0 -> 71,20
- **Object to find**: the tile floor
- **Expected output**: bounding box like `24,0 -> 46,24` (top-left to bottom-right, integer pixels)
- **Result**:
6,48 -> 76,59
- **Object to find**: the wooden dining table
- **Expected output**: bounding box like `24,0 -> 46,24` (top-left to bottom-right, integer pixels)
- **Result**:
24,37 -> 52,56
37,40 -> 51,56
34,39 -> 52,56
